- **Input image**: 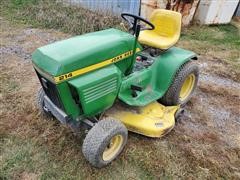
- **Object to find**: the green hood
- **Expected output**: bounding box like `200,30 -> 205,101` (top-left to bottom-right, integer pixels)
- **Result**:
32,28 -> 135,76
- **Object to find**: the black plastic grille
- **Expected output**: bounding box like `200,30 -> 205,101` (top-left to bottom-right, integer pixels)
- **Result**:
35,70 -> 64,111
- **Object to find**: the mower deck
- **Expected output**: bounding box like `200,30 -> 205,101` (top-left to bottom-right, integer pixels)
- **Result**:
106,101 -> 179,138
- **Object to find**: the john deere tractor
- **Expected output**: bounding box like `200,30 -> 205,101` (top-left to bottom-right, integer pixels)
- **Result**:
32,9 -> 199,167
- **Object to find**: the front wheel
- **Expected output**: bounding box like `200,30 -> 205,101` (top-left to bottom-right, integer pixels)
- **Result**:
82,119 -> 128,168
159,61 -> 199,106
37,87 -> 52,118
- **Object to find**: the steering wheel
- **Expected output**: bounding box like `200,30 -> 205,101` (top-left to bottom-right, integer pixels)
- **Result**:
121,13 -> 154,34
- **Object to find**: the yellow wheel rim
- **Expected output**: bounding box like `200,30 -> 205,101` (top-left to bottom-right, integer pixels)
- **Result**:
102,135 -> 123,161
179,73 -> 195,101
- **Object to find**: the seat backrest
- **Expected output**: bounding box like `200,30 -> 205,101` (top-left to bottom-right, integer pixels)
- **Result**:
150,9 -> 182,38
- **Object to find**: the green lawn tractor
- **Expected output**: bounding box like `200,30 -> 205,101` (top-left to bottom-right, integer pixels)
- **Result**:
32,9 -> 199,168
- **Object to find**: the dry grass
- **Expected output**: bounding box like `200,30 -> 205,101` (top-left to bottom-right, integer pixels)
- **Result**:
1,0 -> 123,35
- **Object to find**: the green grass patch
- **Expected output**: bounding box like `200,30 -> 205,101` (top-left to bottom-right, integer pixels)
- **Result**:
182,24 -> 240,48
180,24 -> 240,71
0,135 -> 158,179
0,136 -> 85,179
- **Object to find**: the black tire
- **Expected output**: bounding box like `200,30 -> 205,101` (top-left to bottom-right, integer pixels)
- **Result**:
82,119 -> 128,168
159,61 -> 199,106
37,87 -> 52,118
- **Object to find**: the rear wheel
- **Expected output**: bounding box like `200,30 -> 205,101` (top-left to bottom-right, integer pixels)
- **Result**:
37,87 -> 52,118
159,61 -> 199,106
82,119 -> 128,168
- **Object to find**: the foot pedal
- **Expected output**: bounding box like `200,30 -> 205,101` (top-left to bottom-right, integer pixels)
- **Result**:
131,85 -> 143,97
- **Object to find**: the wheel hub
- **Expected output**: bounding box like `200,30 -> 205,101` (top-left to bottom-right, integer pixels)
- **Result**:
179,73 -> 195,101
102,135 -> 123,161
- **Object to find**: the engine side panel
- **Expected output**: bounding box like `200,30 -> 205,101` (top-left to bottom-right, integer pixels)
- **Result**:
69,65 -> 122,116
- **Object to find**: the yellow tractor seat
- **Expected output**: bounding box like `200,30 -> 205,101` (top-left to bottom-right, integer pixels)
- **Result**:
139,9 -> 182,50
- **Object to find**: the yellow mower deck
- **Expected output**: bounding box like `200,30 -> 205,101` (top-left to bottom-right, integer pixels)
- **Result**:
106,101 -> 179,138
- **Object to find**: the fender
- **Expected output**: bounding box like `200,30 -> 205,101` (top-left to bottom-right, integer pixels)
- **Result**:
154,47 -> 197,96
118,47 -> 197,106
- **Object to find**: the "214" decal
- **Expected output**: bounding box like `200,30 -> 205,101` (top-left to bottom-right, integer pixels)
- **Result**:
58,73 -> 73,81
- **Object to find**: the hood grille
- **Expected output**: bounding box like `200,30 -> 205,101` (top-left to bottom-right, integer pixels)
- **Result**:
82,77 -> 118,104
35,70 -> 64,110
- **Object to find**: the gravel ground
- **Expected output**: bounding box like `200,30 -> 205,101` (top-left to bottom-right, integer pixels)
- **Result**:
200,74 -> 240,89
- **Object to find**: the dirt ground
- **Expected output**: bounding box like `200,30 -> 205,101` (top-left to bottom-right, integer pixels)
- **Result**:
0,17 -> 240,179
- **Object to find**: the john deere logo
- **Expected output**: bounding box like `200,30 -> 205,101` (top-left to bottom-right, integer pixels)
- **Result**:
111,51 -> 133,63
